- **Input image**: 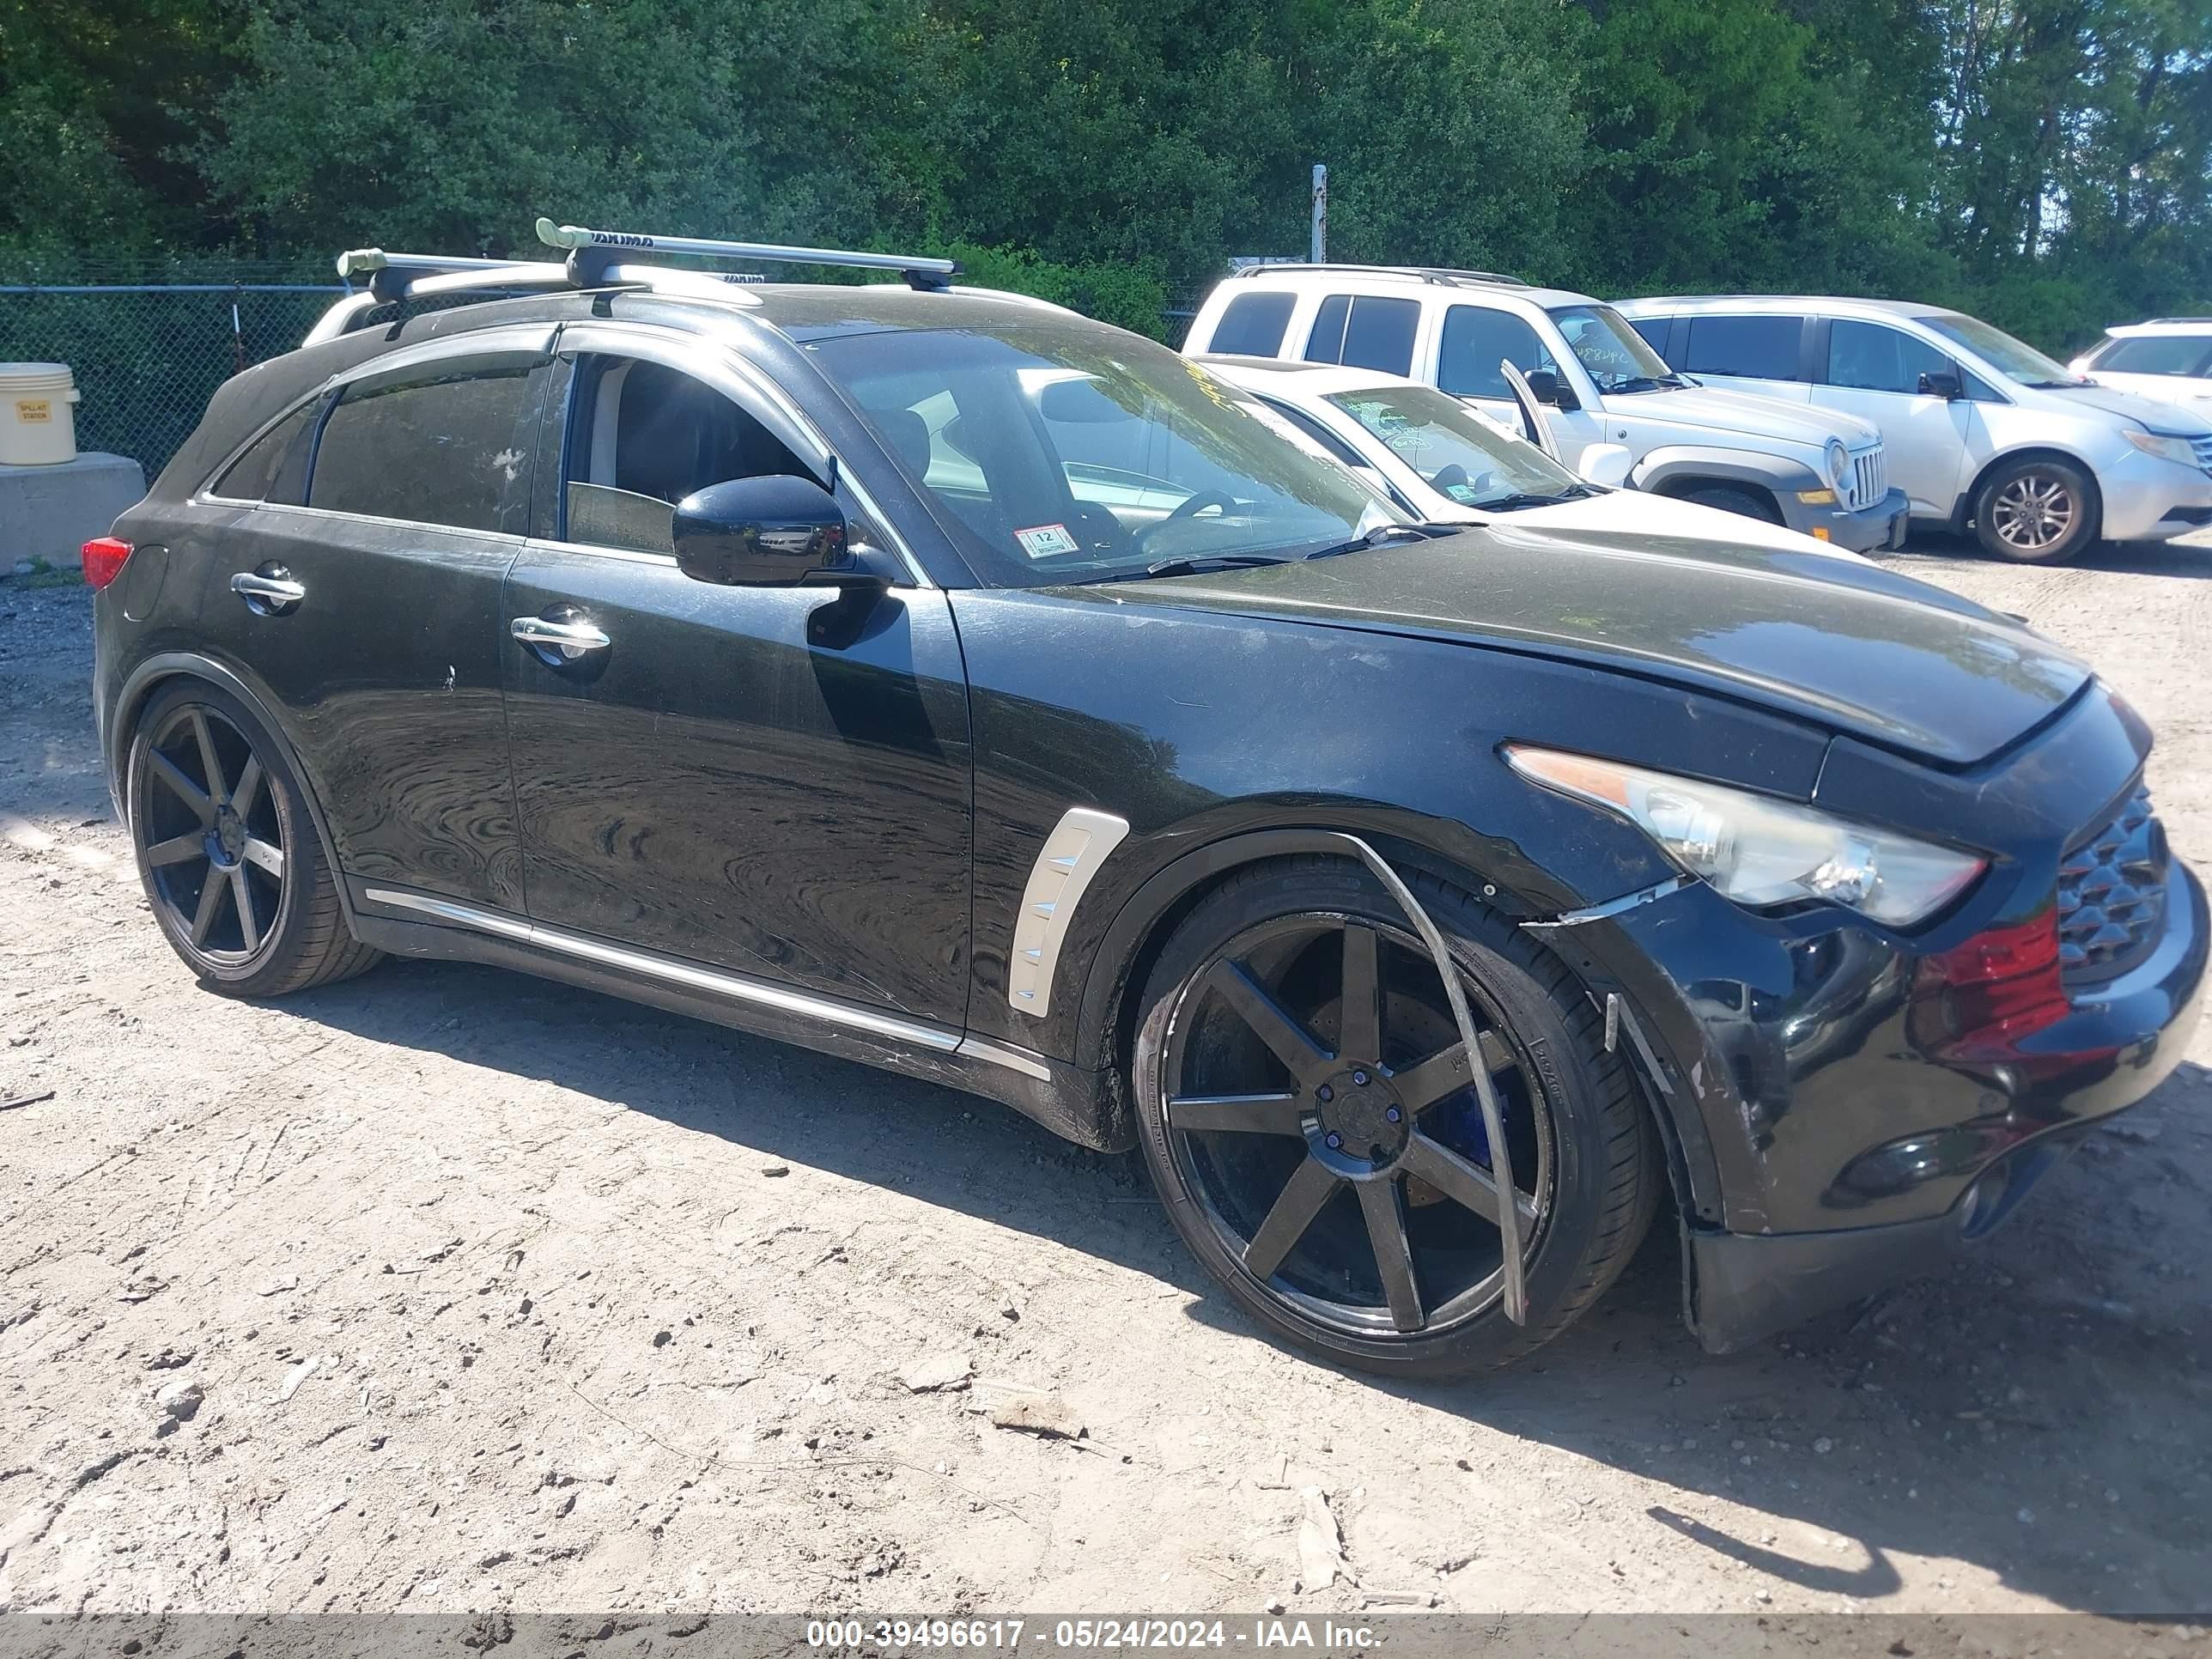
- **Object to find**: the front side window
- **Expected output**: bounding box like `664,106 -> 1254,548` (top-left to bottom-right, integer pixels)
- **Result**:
308,362 -> 542,533
1322,383 -> 1584,507
1206,291 -> 1297,357
560,356 -> 811,555
1825,320 -> 1952,395
1437,305 -> 1556,398
813,320 -> 1389,588
1304,295 -> 1420,375
1917,313 -> 2081,388
1681,314 -> 1804,380
211,403 -> 316,503
1547,303 -> 1676,392
2092,335 -> 2212,377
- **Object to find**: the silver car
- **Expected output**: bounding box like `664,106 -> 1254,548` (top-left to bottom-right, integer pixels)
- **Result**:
1617,295 -> 2212,562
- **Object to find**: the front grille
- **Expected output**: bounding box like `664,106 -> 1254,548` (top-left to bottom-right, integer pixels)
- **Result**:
2056,783 -> 2169,987
1847,447 -> 1885,511
2191,434 -> 2212,473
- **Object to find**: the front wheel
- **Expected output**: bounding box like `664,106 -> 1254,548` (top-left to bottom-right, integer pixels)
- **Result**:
1973,457 -> 2098,562
1130,859 -> 1659,1377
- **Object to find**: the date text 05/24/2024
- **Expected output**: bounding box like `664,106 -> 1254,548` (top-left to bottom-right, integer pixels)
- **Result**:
805,1620 -> 1382,1650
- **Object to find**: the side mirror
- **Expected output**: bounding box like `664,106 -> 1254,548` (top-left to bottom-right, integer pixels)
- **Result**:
672,475 -> 859,588
1918,369 -> 1964,400
1522,369 -> 1581,411
1577,442 -> 1633,489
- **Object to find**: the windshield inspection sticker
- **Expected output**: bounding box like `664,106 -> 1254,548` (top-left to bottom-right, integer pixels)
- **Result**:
1014,522 -> 1081,559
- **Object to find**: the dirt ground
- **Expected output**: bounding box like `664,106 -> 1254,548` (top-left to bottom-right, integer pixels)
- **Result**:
3,533 -> 2209,1622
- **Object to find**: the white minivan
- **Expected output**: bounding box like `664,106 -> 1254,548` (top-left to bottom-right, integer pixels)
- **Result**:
1182,264 -> 1909,551
1616,295 -> 2212,562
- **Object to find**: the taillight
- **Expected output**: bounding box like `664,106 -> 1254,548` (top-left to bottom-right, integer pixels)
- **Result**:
82,537 -> 134,591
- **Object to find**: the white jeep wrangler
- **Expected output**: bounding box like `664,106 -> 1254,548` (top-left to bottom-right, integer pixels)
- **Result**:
1184,264 -> 1909,550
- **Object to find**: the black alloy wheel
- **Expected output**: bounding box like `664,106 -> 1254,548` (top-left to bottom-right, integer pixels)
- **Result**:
126,682 -> 381,996
1133,860 -> 1658,1376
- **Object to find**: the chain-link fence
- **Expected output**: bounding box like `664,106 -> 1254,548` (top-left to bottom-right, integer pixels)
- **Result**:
0,263 -> 344,479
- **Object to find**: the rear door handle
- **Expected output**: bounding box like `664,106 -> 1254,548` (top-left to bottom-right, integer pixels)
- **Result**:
230,567 -> 305,617
511,614 -> 611,659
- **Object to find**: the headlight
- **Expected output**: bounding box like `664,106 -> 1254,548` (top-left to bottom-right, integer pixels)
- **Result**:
1826,440 -> 1851,489
1505,747 -> 1987,927
2124,428 -> 2201,468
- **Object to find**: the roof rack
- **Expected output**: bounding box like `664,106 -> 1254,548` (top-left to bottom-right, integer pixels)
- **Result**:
1231,261 -> 1528,289
535,217 -> 958,291
2144,316 -> 2212,325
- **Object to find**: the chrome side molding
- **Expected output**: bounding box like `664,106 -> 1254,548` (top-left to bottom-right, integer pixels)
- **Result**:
1006,807 -> 1132,1018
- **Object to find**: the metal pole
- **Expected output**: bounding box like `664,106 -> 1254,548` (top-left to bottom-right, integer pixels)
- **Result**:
1310,164 -> 1328,264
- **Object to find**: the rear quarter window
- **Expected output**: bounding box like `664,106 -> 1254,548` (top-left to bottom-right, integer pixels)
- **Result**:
210,402 -> 318,503
307,362 -> 543,534
1681,314 -> 1803,380
1206,291 -> 1297,357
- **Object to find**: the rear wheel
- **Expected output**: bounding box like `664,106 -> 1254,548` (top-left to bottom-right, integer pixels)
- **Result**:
1973,456 -> 2097,562
126,682 -> 381,997
1131,859 -> 1659,1376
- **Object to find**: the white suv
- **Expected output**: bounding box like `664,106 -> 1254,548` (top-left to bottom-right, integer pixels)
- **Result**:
1182,264 -> 1908,551
2071,319 -> 2212,412
1617,295 -> 2212,563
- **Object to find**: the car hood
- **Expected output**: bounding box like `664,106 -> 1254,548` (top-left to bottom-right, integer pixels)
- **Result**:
2087,371 -> 2212,408
1088,523 -> 2090,768
1616,383 -> 1881,449
2041,380 -> 2212,434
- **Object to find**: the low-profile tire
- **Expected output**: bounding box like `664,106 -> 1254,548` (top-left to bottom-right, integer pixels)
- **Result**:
1130,857 -> 1660,1377
1972,456 -> 2098,563
1675,483 -> 1784,525
125,680 -> 382,997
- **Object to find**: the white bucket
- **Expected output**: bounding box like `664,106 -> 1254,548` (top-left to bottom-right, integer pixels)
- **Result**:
0,363 -> 82,465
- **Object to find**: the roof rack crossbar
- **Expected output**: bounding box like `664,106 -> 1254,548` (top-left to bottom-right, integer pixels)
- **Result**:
536,217 -> 958,291
1231,261 -> 1528,289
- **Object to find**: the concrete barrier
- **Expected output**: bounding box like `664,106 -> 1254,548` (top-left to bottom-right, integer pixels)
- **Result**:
0,452 -> 147,571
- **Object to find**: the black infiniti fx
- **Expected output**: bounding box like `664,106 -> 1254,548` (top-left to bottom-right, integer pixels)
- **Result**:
88,265 -> 2206,1376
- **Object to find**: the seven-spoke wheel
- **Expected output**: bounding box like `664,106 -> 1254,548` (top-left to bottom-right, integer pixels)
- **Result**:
126,682 -> 381,996
1133,860 -> 1658,1376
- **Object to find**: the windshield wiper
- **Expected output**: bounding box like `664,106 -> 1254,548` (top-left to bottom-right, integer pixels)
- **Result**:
1096,553 -> 1295,584
1302,523 -> 1457,561
1475,489 -> 1590,512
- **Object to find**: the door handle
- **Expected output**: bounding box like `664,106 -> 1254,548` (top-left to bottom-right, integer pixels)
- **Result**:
230,568 -> 305,617
511,614 -> 611,660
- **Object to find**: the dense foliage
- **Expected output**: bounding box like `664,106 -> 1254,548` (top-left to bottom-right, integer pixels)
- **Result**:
4,0 -> 2209,349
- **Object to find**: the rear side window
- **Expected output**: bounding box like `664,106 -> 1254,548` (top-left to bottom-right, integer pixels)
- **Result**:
1304,295 -> 1419,375
1436,305 -> 1557,398
1825,320 -> 1952,395
1626,315 -> 1674,356
1207,291 -> 1297,357
307,362 -> 543,533
2094,335 -> 2212,376
1682,314 -> 1803,380
210,403 -> 317,503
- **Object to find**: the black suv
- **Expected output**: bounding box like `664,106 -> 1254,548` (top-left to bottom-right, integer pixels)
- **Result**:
88,226 -> 2206,1376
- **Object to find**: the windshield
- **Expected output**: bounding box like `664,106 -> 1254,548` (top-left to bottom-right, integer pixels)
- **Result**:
1547,304 -> 1679,392
1920,313 -> 2081,387
1322,384 -> 1584,507
809,321 -> 1393,586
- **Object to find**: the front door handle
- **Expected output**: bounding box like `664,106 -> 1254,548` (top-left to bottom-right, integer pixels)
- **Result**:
511,614 -> 611,661
230,567 -> 305,617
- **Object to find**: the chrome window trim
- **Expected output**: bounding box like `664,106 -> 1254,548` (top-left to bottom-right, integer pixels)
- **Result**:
196,394 -> 331,507
550,319 -> 933,589
1006,806 -> 1133,1018
222,499 -> 533,544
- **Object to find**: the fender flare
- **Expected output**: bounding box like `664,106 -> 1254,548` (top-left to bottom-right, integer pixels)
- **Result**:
106,651 -> 359,932
1068,824 -> 1723,1225
1632,445 -> 1822,504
